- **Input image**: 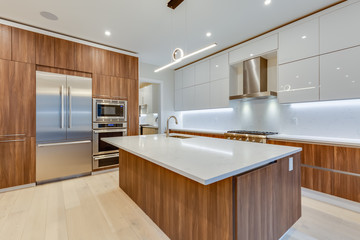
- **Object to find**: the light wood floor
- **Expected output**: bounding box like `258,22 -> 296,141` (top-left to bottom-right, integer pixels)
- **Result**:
0,171 -> 359,240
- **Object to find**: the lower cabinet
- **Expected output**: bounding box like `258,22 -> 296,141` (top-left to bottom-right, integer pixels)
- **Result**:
0,137 -> 35,189
268,139 -> 360,202
235,154 -> 301,240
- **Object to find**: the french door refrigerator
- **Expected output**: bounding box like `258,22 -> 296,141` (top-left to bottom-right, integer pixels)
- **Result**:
36,71 -> 92,183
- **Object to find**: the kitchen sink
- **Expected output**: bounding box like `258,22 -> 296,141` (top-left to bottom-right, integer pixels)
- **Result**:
169,135 -> 192,139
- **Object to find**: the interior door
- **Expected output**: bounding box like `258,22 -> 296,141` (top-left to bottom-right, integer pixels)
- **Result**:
66,75 -> 92,140
36,71 -> 67,142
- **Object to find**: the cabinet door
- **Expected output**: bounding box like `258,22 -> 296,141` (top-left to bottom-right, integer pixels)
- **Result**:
320,46 -> 360,101
0,24 -> 12,60
0,137 -> 35,189
195,60 -> 210,85
111,77 -> 129,99
75,43 -> 93,72
12,28 -> 36,63
320,2 -> 360,54
126,55 -> 138,80
210,78 -> 229,108
111,52 -> 126,77
127,79 -> 139,135
35,34 -> 55,67
54,39 -> 75,70
229,34 -> 278,65
0,60 -> 28,136
210,53 -> 229,81
92,48 -> 111,75
182,86 -> 195,110
278,57 -> 319,103
279,19 -> 319,64
182,66 -> 195,88
175,89 -> 183,111
92,74 -> 111,98
195,83 -> 210,109
175,70 -> 183,90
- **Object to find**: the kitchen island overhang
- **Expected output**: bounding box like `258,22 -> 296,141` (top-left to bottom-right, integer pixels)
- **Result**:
104,134 -> 302,240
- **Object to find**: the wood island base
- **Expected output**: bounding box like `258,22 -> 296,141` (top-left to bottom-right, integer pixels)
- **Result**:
119,149 -> 301,240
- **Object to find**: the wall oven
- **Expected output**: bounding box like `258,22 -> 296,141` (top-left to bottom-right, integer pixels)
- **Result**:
93,123 -> 127,155
93,98 -> 127,122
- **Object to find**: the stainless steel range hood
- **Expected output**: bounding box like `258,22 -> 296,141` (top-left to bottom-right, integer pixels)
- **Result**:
230,57 -> 277,100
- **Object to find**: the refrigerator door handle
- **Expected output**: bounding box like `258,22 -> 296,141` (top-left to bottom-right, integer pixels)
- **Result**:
61,85 -> 64,129
37,140 -> 91,147
68,86 -> 72,128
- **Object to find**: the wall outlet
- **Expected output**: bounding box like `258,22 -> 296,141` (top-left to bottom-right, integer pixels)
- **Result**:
289,157 -> 293,171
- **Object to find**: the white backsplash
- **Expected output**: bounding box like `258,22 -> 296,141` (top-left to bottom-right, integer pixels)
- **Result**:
180,98 -> 360,139
139,113 -> 159,127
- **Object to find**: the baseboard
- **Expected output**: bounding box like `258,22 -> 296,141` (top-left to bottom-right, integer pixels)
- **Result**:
0,183 -> 36,193
301,187 -> 360,213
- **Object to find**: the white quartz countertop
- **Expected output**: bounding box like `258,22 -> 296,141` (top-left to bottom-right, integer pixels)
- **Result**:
268,134 -> 360,148
103,134 -> 301,185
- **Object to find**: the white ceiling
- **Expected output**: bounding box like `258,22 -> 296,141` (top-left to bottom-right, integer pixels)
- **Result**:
0,0 -> 341,68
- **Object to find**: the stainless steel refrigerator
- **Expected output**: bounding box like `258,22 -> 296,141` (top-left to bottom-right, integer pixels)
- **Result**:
36,71 -> 92,183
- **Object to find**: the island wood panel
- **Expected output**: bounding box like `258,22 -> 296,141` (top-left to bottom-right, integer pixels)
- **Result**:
110,77 -> 128,99
92,74 -> 111,98
333,172 -> 360,202
54,38 -> 75,70
169,130 -> 225,139
0,137 -> 35,189
235,162 -> 276,240
274,153 -> 302,239
0,24 -> 12,60
75,43 -> 93,73
36,65 -> 92,78
11,28 -> 36,63
118,149 -> 233,240
127,79 -> 139,135
334,146 -> 360,174
35,34 -> 55,67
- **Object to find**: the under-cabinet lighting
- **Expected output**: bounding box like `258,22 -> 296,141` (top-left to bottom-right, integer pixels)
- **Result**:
180,108 -> 233,114
154,43 -> 217,72
290,99 -> 360,109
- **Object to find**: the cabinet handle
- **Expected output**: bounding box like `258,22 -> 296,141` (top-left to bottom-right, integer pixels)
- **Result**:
61,85 -> 64,129
68,86 -> 72,128
37,140 -> 91,147
0,139 -> 26,143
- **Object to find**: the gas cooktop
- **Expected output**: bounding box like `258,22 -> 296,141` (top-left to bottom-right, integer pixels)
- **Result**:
227,130 -> 278,135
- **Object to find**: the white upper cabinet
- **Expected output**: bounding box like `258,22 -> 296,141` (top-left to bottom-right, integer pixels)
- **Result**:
195,83 -> 210,109
175,70 -> 183,90
182,66 -> 195,88
320,2 -> 360,54
320,46 -> 360,101
210,53 -> 229,81
229,34 -> 278,65
175,89 -> 183,111
278,19 -> 319,64
278,57 -> 319,104
210,78 -> 229,108
195,60 -> 210,85
182,87 -> 195,110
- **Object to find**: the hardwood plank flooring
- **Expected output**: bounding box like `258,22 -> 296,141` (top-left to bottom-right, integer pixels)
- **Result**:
0,171 -> 359,240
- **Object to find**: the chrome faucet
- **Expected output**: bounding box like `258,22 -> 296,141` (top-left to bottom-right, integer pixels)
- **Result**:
166,116 -> 178,137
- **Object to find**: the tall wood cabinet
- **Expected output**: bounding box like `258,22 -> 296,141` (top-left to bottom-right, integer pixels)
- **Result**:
11,28 -> 36,63
0,24 -> 11,60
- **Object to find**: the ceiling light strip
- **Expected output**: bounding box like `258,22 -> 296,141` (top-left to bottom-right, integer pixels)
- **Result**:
154,43 -> 217,72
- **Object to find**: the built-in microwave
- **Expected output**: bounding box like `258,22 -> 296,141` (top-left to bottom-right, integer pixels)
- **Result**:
93,98 -> 127,122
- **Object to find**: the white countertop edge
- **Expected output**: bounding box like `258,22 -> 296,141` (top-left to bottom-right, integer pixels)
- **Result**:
268,134 -> 360,147
107,139 -> 301,185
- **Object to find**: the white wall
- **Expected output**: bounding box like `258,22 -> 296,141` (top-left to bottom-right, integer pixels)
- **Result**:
139,62 -> 181,133
179,98 -> 360,139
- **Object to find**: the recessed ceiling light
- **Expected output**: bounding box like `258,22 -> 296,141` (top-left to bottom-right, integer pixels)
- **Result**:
301,35 -> 307,39
40,11 -> 58,21
105,31 -> 111,36
206,32 -> 212,37
264,0 -> 271,6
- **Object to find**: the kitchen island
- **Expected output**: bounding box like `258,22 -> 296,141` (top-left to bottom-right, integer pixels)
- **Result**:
104,134 -> 302,240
